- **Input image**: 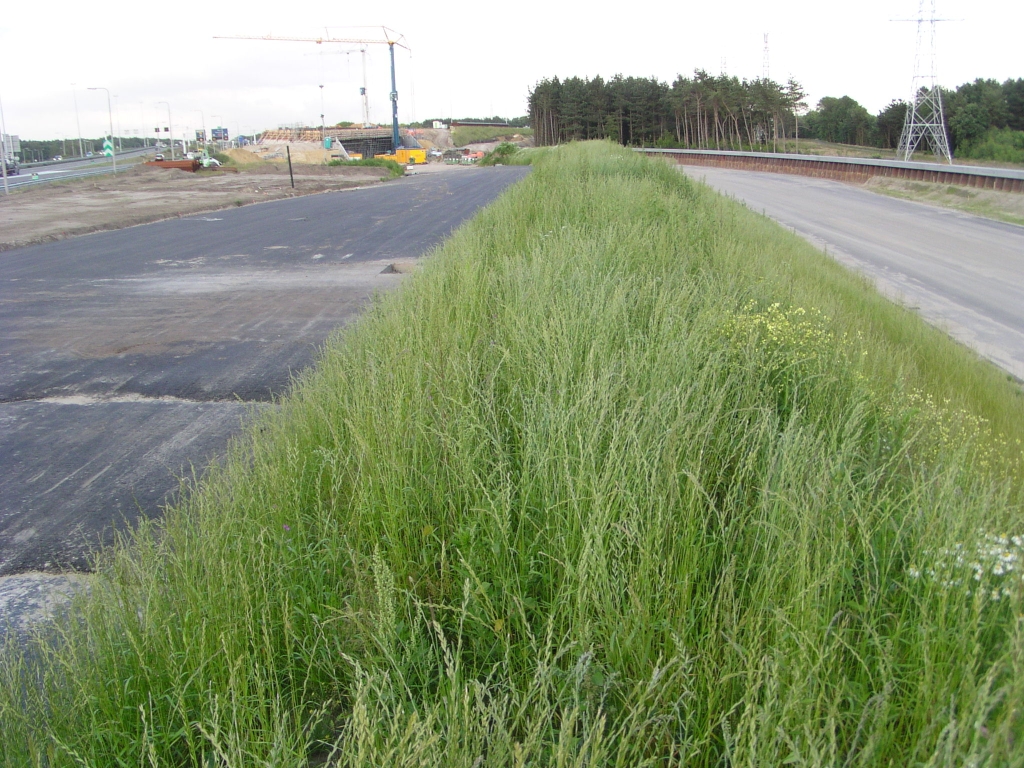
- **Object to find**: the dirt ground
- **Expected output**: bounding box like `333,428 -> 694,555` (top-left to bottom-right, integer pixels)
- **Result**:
0,161 -> 390,252
863,176 -> 1024,226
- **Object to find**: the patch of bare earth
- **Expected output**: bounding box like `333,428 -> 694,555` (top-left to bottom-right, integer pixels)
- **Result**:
0,162 -> 389,252
863,176 -> 1024,226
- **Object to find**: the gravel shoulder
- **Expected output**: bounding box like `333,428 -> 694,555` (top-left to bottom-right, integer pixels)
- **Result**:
0,162 -> 389,252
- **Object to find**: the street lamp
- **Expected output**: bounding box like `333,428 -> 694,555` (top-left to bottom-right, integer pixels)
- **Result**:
319,83 -> 325,143
0,88 -> 9,196
157,101 -> 174,159
72,84 -> 85,158
113,94 -> 123,152
87,87 -> 116,174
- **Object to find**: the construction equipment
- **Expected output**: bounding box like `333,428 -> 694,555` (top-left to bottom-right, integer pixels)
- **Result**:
374,147 -> 426,165
215,28 -> 408,152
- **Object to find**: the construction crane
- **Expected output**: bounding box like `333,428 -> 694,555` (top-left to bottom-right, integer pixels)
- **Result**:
215,28 -> 408,151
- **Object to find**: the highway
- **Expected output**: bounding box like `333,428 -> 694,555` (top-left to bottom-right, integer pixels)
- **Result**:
681,166 -> 1024,381
2,147 -> 154,189
0,165 -> 531,577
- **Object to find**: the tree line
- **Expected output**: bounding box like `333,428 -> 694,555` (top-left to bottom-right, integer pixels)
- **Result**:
528,74 -> 1024,162
528,73 -> 806,151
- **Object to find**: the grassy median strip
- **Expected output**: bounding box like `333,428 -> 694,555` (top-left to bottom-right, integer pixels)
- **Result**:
3,142 -> 1024,766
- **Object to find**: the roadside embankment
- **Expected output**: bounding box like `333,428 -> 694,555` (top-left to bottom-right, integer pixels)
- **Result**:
2,142 -> 1023,766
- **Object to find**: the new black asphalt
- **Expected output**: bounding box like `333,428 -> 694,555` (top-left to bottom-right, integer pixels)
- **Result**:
0,165 -> 530,574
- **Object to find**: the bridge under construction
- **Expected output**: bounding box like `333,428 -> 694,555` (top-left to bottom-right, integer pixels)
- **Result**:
256,127 -> 421,159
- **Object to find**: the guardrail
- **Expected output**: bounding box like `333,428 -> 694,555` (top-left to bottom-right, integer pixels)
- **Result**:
18,147 -> 154,170
638,148 -> 1024,194
5,167 -> 118,189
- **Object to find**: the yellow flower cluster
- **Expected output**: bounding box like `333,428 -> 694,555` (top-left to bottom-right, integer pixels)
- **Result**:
879,386 -> 1024,476
724,301 -> 837,359
723,300 -> 1022,476
721,301 -> 857,397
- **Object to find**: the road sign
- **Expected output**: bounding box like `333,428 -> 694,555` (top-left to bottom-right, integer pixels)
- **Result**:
102,139 -> 113,157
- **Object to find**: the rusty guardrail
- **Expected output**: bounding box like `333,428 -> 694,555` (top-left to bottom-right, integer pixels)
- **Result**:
638,148 -> 1024,194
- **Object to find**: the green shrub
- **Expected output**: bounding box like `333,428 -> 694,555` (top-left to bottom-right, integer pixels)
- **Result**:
958,127 -> 1024,165
479,142 -> 522,165
328,157 -> 404,178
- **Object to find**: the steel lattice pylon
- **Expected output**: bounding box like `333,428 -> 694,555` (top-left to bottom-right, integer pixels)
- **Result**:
896,0 -> 953,163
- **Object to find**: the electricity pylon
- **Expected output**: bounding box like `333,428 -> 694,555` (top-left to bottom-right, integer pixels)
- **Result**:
895,0 -> 953,163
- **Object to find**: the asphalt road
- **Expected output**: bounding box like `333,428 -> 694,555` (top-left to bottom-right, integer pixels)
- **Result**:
3,148 -> 153,189
682,166 -> 1024,380
0,165 -> 530,575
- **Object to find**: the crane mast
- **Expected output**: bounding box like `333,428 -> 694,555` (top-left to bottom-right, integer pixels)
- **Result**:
215,28 -> 408,151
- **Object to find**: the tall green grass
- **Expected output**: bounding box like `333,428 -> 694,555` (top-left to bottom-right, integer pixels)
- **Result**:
3,142 -> 1023,767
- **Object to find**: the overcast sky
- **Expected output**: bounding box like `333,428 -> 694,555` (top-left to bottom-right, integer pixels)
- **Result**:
1,0 -> 1020,142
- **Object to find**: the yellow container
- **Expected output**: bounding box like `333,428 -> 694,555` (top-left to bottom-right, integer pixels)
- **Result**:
375,148 -> 427,165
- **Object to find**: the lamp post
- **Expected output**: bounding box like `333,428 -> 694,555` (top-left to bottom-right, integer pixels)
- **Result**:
87,86 -> 116,174
113,95 -> 123,152
0,88 -> 9,195
319,84 -> 325,143
158,101 -> 174,159
71,84 -> 85,158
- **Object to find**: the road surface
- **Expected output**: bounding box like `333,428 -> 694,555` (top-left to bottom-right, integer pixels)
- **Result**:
0,165 -> 530,576
3,148 -> 154,189
682,166 -> 1024,380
